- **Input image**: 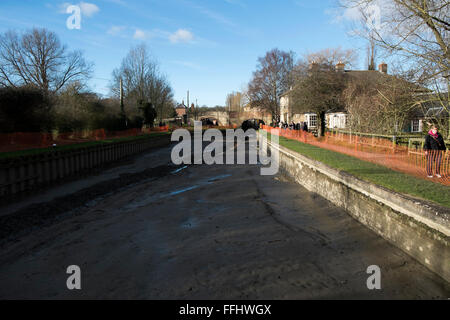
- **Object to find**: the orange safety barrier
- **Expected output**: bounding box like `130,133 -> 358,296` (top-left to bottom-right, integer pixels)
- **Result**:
262,125 -> 450,186
0,126 -> 170,153
143,126 -> 170,133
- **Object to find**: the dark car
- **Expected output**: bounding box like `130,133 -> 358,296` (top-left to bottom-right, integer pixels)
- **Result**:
242,119 -> 265,131
201,118 -> 217,126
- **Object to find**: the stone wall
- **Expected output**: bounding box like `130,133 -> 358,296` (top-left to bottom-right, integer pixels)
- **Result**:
0,135 -> 171,199
268,141 -> 450,282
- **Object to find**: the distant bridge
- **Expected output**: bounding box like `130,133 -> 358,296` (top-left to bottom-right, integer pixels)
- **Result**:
199,111 -> 229,126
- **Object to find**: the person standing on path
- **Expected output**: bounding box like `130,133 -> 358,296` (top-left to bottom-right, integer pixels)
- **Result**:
424,125 -> 447,178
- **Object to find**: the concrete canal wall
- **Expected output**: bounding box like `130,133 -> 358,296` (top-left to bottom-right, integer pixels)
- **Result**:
268,141 -> 450,283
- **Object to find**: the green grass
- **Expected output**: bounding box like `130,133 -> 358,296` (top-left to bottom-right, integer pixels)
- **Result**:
273,135 -> 450,208
0,132 -> 170,160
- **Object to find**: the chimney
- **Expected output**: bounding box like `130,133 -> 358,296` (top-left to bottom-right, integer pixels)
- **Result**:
336,61 -> 345,73
379,62 -> 388,74
309,60 -> 319,71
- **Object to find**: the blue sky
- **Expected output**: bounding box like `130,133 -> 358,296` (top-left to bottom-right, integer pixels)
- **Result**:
0,0 -> 365,107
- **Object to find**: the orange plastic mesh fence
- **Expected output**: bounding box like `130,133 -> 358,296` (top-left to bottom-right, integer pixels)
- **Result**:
0,126 -> 170,153
262,125 -> 449,186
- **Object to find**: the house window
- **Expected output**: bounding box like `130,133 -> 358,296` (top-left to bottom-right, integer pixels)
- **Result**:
309,115 -> 317,128
411,120 -> 421,133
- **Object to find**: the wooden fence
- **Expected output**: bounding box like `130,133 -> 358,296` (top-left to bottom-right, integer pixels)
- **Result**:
0,135 -> 171,199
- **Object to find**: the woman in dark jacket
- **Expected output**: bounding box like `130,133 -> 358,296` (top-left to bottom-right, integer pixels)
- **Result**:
424,125 -> 447,178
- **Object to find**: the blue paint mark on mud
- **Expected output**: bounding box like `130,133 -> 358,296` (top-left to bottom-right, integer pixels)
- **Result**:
170,185 -> 200,196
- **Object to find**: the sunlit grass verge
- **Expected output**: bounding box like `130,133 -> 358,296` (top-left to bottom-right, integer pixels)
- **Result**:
0,132 -> 170,160
272,134 -> 450,208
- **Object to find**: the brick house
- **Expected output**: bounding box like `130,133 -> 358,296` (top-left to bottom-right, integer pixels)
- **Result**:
175,102 -> 187,117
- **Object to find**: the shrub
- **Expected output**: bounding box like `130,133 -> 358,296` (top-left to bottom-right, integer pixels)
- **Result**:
0,86 -> 53,133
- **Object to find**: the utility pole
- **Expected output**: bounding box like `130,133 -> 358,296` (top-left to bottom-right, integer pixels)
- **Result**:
120,78 -> 124,112
229,95 -> 232,126
120,78 -> 127,127
187,90 -> 190,126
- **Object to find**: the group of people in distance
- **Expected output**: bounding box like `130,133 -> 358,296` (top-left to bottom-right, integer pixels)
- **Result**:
202,118 -> 218,127
271,121 -> 309,132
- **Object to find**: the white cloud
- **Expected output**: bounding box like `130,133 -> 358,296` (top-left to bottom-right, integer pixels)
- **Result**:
59,2 -> 72,13
326,6 -> 362,24
132,28 -> 168,41
79,2 -> 100,17
326,0 -> 391,37
327,0 -> 393,24
58,2 -> 99,18
133,29 -> 148,40
130,28 -> 197,44
169,29 -> 194,43
108,25 -> 126,36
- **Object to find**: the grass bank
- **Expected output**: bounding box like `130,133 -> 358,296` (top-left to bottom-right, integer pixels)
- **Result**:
273,135 -> 450,208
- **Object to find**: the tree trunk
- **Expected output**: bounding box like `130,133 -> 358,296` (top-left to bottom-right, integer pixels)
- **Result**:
448,83 -> 450,139
318,111 -> 326,137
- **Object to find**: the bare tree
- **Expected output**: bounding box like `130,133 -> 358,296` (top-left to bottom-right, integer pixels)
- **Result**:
340,0 -> 449,133
0,28 -> 92,93
150,75 -> 174,123
306,47 -> 359,68
226,91 -> 245,112
343,72 -> 423,135
247,49 -> 295,123
226,91 -> 247,123
111,44 -> 158,103
111,44 -> 174,125
341,0 -> 448,78
343,78 -> 380,132
291,61 -> 347,137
